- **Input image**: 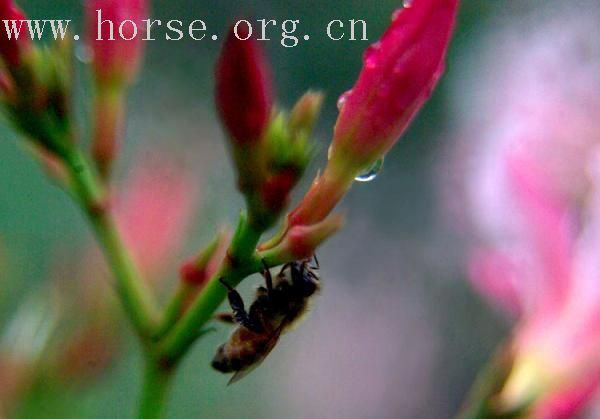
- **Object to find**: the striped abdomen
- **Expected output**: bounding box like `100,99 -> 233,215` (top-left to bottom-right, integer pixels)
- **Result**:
211,326 -> 280,373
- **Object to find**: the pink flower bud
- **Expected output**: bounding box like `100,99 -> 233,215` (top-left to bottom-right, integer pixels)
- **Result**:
289,91 -> 324,136
91,85 -> 126,178
215,25 -> 272,145
0,0 -> 30,67
86,0 -> 147,85
287,165 -> 353,228
265,214 -> 344,261
284,0 -> 459,231
329,0 -> 459,173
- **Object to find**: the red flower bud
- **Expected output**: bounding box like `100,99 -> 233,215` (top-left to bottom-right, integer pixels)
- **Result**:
215,25 -> 272,144
260,169 -> 300,214
180,230 -> 229,286
180,262 -> 208,286
0,0 -> 30,67
329,0 -> 459,173
86,0 -> 147,85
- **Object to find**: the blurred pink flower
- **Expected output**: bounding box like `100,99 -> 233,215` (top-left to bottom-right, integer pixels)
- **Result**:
460,5 -> 600,415
0,151 -> 199,413
18,152 -> 195,394
114,152 -> 198,283
469,149 -> 600,418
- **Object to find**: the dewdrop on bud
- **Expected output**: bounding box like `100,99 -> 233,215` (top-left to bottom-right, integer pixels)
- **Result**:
354,157 -> 384,182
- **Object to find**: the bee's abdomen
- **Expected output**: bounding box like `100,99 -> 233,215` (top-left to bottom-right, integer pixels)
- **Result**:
211,344 -> 242,372
211,329 -> 270,373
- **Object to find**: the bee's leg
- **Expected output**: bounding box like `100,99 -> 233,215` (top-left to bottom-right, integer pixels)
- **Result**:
294,261 -> 307,285
261,259 -> 274,294
311,254 -> 320,269
293,261 -> 318,287
214,312 -> 235,324
278,262 -> 292,276
218,278 -> 262,332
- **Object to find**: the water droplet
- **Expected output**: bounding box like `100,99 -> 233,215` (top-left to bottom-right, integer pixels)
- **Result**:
355,158 -> 384,182
364,42 -> 381,69
403,0 -> 413,8
337,90 -> 352,111
75,41 -> 92,63
391,8 -> 403,21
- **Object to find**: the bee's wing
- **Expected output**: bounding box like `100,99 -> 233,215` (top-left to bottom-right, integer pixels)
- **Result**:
227,321 -> 286,385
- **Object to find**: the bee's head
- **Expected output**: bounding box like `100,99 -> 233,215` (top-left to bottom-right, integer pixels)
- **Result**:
292,261 -> 320,297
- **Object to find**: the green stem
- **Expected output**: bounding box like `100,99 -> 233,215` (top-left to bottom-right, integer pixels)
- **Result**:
229,212 -> 264,261
155,230 -> 230,339
158,215 -> 270,363
138,357 -> 175,419
64,149 -> 158,337
154,283 -> 191,339
158,265 -> 237,362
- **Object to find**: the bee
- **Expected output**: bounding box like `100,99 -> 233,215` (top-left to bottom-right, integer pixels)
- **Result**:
211,255 -> 320,384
